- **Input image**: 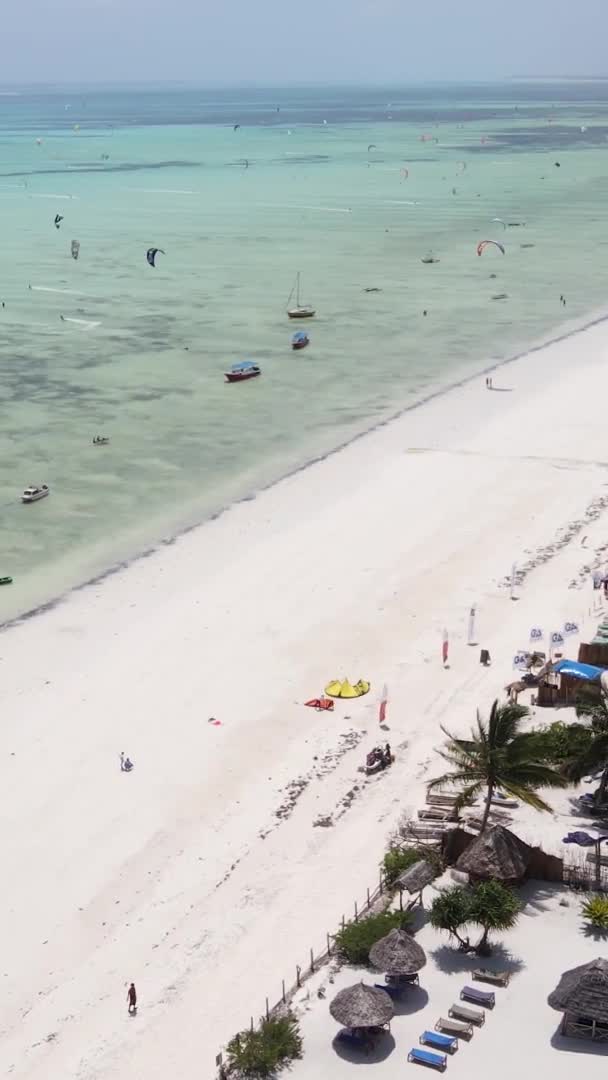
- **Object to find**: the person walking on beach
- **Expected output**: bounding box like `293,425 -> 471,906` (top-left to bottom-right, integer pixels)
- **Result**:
127,982 -> 137,1015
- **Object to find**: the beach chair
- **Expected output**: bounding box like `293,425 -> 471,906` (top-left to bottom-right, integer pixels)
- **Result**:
435,1017 -> 473,1039
418,808 -> 456,822
387,971 -> 419,987
448,1002 -> 485,1026
407,1047 -> 447,1071
473,968 -> 511,987
420,1030 -> 458,1054
460,985 -> 495,1008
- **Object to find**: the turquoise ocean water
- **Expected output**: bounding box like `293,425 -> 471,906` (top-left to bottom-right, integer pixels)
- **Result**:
2,82 -> 608,621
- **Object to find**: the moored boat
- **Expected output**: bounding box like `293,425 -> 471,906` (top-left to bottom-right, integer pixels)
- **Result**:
291,330 -> 309,351
225,360 -> 261,383
287,271 -> 315,319
0,576 -> 12,585
21,484 -> 49,503
93,435 -> 110,445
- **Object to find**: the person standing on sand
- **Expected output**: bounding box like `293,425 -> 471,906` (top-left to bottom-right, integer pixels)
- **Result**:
127,982 -> 137,1014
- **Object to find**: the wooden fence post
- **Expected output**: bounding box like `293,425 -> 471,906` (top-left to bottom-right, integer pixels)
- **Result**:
327,932 -> 331,956
296,964 -> 301,988
310,947 -> 315,973
282,979 -> 286,1003
354,900 -> 358,922
266,997 -> 270,1021
367,887 -> 371,907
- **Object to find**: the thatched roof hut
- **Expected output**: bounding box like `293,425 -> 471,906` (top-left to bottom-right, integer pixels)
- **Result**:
548,958 -> 608,1040
369,928 -> 426,975
329,982 -> 394,1029
396,859 -> 436,895
455,824 -> 531,884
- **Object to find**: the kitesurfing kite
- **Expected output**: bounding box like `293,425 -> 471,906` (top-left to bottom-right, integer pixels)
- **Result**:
146,247 -> 165,268
368,144 -> 377,152
233,124 -> 240,131
477,240 -> 505,256
54,214 -> 63,229
400,167 -> 409,180
71,240 -> 80,260
492,217 -> 507,230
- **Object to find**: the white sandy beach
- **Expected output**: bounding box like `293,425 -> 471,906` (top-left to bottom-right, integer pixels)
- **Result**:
3,316 -> 608,1078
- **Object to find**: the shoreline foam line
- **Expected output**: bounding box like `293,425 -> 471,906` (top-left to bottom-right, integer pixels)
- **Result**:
4,304 -> 608,633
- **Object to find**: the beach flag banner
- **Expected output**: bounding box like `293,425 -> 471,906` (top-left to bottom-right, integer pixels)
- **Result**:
550,631 -> 565,657
513,652 -> 529,671
563,620 -> 580,638
467,605 -> 477,646
510,563 -> 517,600
529,626 -> 543,644
442,629 -> 449,665
379,684 -> 388,725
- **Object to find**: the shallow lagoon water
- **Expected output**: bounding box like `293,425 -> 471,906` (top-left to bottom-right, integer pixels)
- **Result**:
2,83 -> 608,619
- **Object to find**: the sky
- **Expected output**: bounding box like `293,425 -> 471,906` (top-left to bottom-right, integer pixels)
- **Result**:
3,0 -> 608,85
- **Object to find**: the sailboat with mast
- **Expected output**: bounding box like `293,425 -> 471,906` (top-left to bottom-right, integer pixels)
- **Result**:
286,272 -> 315,319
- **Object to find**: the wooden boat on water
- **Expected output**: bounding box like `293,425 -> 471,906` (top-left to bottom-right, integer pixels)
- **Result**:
291,330 -> 309,351
93,435 -> 110,445
21,484 -> 49,503
0,576 -> 12,585
225,360 -> 261,383
287,272 -> 315,319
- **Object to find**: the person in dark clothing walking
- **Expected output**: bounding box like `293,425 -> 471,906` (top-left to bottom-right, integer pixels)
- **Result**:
127,983 -> 137,1014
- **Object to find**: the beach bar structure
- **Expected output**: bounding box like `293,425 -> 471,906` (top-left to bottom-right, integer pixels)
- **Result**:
548,958 -> 608,1041
447,824 -> 563,885
395,859 -> 437,909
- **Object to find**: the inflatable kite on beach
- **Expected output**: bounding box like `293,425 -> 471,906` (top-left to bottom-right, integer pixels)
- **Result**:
304,697 -> 334,711
477,240 -> 505,257
146,247 -> 165,268
325,678 -> 370,699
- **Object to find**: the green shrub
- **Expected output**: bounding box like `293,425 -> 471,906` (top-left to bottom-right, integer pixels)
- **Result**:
581,894 -> 608,929
334,909 -> 412,964
226,1014 -> 302,1078
525,722 -> 593,764
383,846 -> 441,887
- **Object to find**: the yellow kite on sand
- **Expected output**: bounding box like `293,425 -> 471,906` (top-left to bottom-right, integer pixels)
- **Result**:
325,678 -> 370,699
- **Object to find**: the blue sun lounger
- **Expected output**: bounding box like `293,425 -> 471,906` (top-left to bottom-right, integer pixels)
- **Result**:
420,1030 -> 458,1054
460,985 -> 495,1008
408,1047 -> 447,1071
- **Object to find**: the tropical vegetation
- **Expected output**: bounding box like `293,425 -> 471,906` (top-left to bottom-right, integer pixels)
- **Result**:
428,699 -> 568,832
334,909 -> 412,964
226,1014 -> 302,1078
561,687 -> 608,808
581,894 -> 608,930
382,845 -> 441,888
430,880 -> 520,954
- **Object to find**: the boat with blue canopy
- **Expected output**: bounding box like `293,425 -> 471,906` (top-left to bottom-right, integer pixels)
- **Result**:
291,330 -> 310,351
224,360 -> 261,383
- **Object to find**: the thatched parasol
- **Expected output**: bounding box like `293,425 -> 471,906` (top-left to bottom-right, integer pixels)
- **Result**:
369,928 -> 427,975
548,958 -> 608,1024
329,982 -> 394,1028
456,824 -> 531,884
396,860 -> 436,895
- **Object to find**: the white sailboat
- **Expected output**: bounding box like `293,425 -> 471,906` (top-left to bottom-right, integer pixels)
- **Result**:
286,272 -> 315,319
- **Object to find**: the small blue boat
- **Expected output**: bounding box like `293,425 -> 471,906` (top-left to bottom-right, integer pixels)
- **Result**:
225,360 -> 261,383
291,330 -> 310,351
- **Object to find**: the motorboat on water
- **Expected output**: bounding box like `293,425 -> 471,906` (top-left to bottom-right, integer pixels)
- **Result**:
291,330 -> 309,351
21,484 -> 49,503
0,576 -> 12,585
286,272 -> 315,319
421,252 -> 440,264
225,360 -> 261,383
93,435 -> 110,444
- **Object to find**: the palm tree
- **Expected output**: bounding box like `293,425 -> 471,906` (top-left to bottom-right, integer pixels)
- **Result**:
562,687 -> 608,808
428,699 -> 568,832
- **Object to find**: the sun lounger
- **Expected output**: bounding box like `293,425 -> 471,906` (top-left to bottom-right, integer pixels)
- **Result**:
418,808 -> 456,822
473,968 -> 511,987
407,1047 -> 447,1072
448,1002 -> 485,1026
460,985 -> 495,1008
404,822 -> 453,839
426,793 -> 460,807
435,1017 -> 473,1039
420,1031 -> 458,1054
586,852 -> 608,867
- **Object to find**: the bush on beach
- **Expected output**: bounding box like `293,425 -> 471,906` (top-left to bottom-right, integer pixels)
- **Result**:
382,845 -> 442,888
225,1013 -> 302,1078
334,909 -> 413,964
581,894 -> 608,930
